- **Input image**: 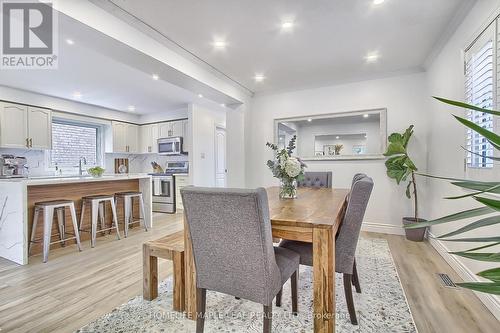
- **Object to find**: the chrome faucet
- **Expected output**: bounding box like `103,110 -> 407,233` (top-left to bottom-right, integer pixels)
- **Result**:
78,157 -> 87,176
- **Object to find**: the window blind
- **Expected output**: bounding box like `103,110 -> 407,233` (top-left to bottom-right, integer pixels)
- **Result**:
464,24 -> 495,168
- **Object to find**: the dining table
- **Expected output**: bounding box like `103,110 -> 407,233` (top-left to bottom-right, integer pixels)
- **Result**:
183,186 -> 350,333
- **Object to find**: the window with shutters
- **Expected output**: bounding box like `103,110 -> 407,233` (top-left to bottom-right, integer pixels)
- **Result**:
464,23 -> 496,169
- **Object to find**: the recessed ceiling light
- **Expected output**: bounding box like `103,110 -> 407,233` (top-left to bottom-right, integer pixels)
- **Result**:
220,103 -> 226,107
307,118 -> 312,122
365,52 -> 380,63
363,114 -> 369,118
152,74 -> 159,80
127,105 -> 136,112
72,91 -> 82,99
254,74 -> 265,82
66,39 -> 74,45
198,94 -> 203,98
336,136 -> 340,139
213,40 -> 227,49
281,20 -> 294,31
373,0 -> 385,5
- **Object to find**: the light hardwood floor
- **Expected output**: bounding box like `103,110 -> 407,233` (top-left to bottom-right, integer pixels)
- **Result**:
0,213 -> 498,332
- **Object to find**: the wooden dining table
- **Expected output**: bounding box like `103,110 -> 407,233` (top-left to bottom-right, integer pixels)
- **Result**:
183,186 -> 350,333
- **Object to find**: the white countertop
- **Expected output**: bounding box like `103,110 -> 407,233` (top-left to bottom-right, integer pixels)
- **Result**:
0,173 -> 151,186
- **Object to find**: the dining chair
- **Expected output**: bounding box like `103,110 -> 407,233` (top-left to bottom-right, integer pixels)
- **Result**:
181,187 -> 300,333
297,171 -> 332,188
279,175 -> 374,325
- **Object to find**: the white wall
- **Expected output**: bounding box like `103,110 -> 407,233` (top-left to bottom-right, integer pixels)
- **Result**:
246,72 -> 430,233
425,0 -> 500,317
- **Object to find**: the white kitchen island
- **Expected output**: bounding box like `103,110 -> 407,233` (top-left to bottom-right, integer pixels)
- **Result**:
0,174 -> 152,265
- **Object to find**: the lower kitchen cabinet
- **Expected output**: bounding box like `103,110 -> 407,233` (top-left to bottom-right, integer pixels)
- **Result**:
175,174 -> 189,210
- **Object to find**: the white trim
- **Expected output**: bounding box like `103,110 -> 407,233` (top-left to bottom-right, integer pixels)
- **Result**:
428,232 -> 500,321
361,222 -> 405,236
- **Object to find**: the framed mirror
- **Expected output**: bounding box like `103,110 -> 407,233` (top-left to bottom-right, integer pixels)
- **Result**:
274,108 -> 387,161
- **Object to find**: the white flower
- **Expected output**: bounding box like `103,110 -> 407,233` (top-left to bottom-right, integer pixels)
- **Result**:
284,157 -> 301,178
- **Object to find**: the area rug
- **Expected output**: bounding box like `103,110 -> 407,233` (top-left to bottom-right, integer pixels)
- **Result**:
77,237 -> 417,332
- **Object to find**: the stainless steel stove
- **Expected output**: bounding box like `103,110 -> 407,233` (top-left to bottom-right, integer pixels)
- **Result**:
150,161 -> 188,213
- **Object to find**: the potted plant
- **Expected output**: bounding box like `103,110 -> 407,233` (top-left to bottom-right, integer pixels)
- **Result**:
384,125 -> 427,241
266,135 -> 306,199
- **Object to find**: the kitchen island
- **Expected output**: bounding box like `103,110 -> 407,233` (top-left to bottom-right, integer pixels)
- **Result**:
0,174 -> 152,265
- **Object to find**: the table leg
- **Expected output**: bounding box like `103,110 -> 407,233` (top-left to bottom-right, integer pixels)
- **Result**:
173,251 -> 185,312
313,227 -> 335,333
184,213 -> 197,319
143,244 -> 158,301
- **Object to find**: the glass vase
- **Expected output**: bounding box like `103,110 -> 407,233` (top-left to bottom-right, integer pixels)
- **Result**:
279,179 -> 297,199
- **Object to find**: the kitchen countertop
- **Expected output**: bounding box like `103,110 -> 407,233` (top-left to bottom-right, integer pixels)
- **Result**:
0,173 -> 151,186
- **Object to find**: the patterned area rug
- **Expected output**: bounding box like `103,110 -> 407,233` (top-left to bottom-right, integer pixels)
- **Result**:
77,237 -> 416,332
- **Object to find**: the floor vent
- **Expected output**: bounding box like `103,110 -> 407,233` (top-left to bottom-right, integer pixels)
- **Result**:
437,273 -> 458,288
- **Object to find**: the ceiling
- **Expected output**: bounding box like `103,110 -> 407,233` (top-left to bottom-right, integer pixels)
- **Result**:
0,11 -> 240,115
99,0 -> 474,93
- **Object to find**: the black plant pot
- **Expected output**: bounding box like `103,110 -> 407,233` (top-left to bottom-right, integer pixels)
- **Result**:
402,217 -> 428,242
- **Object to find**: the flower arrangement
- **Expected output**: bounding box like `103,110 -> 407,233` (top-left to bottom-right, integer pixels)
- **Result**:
334,144 -> 344,155
266,135 -> 307,199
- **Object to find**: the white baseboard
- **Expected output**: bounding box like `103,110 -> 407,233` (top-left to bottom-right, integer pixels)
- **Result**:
428,233 -> 500,321
361,222 -> 406,236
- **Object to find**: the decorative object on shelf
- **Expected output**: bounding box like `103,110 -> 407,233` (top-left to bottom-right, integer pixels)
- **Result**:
266,135 -> 306,199
87,166 -> 105,178
406,97 -> 500,296
384,125 -> 427,241
114,158 -> 129,174
334,144 -> 344,155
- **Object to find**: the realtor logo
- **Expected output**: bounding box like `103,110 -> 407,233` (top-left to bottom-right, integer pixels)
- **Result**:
0,0 -> 58,69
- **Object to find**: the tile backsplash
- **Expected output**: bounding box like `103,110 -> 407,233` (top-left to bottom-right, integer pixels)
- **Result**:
0,148 -> 187,176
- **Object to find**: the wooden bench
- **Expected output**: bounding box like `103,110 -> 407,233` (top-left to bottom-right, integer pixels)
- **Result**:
143,230 -> 185,312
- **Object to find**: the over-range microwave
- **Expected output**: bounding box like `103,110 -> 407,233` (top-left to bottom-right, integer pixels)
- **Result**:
158,137 -> 183,155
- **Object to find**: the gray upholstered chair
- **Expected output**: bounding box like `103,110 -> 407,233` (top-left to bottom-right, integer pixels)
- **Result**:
279,175 -> 374,325
181,187 -> 300,333
297,171 -> 332,188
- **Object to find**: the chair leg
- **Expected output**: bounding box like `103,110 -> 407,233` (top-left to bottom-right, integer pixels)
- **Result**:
343,273 -> 358,325
56,208 -> 66,247
196,288 -> 206,333
291,270 -> 298,316
352,259 -> 361,293
42,207 -> 54,263
263,304 -> 272,333
124,197 -> 130,238
69,203 -> 82,252
29,207 -> 40,255
79,200 -> 86,231
275,287 -> 282,307
90,200 -> 98,248
110,199 -> 121,240
139,194 -> 148,231
98,202 -> 106,236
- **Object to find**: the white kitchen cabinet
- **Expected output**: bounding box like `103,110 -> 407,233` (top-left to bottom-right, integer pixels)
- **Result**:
182,119 -> 189,153
27,107 -> 52,149
158,120 -> 184,138
0,102 -> 51,150
112,121 -> 139,153
139,124 -> 158,154
175,174 -> 190,210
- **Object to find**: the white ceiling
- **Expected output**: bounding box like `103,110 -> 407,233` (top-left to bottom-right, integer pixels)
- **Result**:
100,0 -> 475,93
0,12 -> 240,115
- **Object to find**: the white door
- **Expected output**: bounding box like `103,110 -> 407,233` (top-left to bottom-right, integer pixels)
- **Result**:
0,103 -> 28,148
171,121 -> 184,137
158,122 -> 172,138
112,121 -> 127,153
215,127 -> 227,187
27,107 -> 52,149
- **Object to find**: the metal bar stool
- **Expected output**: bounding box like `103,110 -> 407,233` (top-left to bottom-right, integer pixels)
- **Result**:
79,194 -> 121,248
114,191 -> 148,237
29,199 -> 82,263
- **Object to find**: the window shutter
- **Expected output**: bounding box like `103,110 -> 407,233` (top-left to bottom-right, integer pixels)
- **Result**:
464,23 -> 495,168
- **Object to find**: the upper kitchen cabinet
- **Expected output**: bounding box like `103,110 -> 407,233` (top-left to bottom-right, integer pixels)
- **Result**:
0,102 -> 52,150
112,121 -> 139,153
182,119 -> 189,153
139,123 -> 158,154
158,120 -> 184,138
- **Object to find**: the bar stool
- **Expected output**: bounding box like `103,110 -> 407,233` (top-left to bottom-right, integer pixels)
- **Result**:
114,191 -> 148,237
79,194 -> 121,248
29,199 -> 82,263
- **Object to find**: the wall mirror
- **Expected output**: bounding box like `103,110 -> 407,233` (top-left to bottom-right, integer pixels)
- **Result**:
275,109 -> 387,160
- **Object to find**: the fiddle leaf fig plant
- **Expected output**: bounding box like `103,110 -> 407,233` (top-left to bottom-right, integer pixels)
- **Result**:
405,97 -> 500,295
384,125 -> 420,221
